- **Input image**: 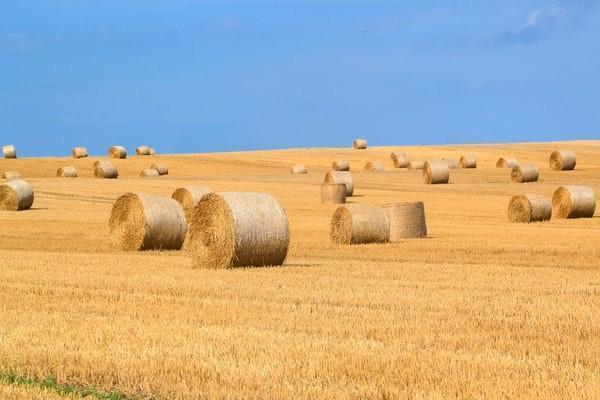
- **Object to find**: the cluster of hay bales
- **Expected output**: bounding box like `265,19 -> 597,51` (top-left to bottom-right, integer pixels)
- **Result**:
172,186 -> 213,219
511,164 -> 539,183
332,160 -> 350,171
321,183 -> 346,204
94,160 -> 118,179
109,146 -> 127,159
72,147 -> 88,159
391,152 -> 409,168
324,171 -> 353,196
291,164 -> 307,174
353,139 -> 367,149
57,166 -> 78,178
0,179 -> 34,211
508,194 -> 552,223
496,157 -> 518,168
364,161 -> 384,172
549,150 -> 576,171
2,171 -> 20,180
423,160 -> 449,184
2,145 -> 17,159
459,156 -> 477,168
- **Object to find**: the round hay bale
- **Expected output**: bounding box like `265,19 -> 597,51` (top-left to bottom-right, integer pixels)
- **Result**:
408,160 -> 425,170
108,146 -> 127,159
511,164 -> 539,183
384,202 -> 427,241
364,161 -> 384,172
2,171 -> 20,180
496,157 -> 518,168
172,186 -> 213,219
459,156 -> 477,168
330,204 -> 389,244
109,193 -> 187,251
72,147 -> 88,158
508,194 -> 552,223
423,160 -> 449,184
324,171 -> 354,196
151,163 -> 168,175
552,185 -> 596,219
93,160 -> 113,169
94,162 -> 118,179
391,153 -> 409,168
321,183 -> 346,204
0,179 -> 34,211
353,139 -> 367,149
136,146 -> 151,156
291,164 -> 307,174
188,192 -> 289,269
549,150 -> 576,171
332,160 -> 350,171
2,145 -> 16,159
442,158 -> 460,169
140,169 -> 159,177
148,147 -> 156,155
57,166 -> 78,178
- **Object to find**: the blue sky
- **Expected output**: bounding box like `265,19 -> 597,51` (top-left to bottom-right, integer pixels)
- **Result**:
1,1 -> 599,156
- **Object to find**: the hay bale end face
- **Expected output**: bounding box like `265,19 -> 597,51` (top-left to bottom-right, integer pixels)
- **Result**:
2,171 -> 21,180
423,160 -> 449,184
151,163 -> 168,175
109,193 -> 187,251
332,160 -> 350,171
72,147 -> 88,158
384,202 -> 427,241
108,146 -> 127,159
94,162 -> 118,179
136,146 -> 151,156
188,192 -> 290,269
496,157 -> 518,168
321,183 -> 346,204
57,166 -> 78,178
364,161 -> 384,172
291,164 -> 307,174
408,160 -> 425,170
140,169 -> 159,177
552,185 -> 596,219
511,163 -> 539,183
330,204 -> 389,245
459,156 -> 477,168
353,139 -> 367,149
391,153 -> 409,168
0,179 -> 34,211
324,171 -> 354,196
508,194 -> 552,223
171,186 -> 213,219
2,145 -> 16,159
549,150 -> 576,171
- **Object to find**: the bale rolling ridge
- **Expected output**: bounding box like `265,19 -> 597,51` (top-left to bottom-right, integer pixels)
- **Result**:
330,204 -> 389,245
291,164 -> 307,174
511,164 -> 539,183
0,179 -> 34,211
423,160 -> 449,184
1,171 -> 20,180
136,146 -> 151,156
353,139 -> 367,149
442,158 -> 460,169
408,160 -> 425,170
151,163 -> 169,175
321,183 -> 346,204
108,146 -> 127,159
459,156 -> 477,168
364,161 -> 384,172
324,171 -> 354,196
496,157 -> 518,168
552,185 -> 596,219
2,145 -> 16,159
140,169 -> 159,177
508,194 -> 552,223
72,147 -> 88,158
384,202 -> 427,241
94,162 -> 118,179
172,186 -> 213,219
549,150 -> 576,171
57,166 -> 78,178
391,153 -> 409,168
332,160 -> 350,171
188,192 -> 289,269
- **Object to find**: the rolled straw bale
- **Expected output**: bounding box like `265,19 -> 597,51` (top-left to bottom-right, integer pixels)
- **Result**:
423,160 -> 449,184
140,169 -> 159,177
330,204 -> 389,245
353,139 -> 367,149
72,147 -> 88,158
324,171 -> 354,196
549,150 -> 576,171
408,160 -> 425,170
2,171 -> 20,180
442,158 -> 460,169
332,160 -> 350,171
321,183 -> 346,204
391,153 -> 409,168
57,166 -> 78,178
2,145 -> 16,159
552,185 -> 596,219
93,160 -> 112,169
0,179 -> 33,211
136,145 -> 151,156
511,164 -> 539,183
188,192 -> 289,269
172,186 -> 213,219
151,163 -> 169,175
108,146 -> 127,159
384,202 -> 427,241
291,164 -> 307,174
109,193 -> 187,251
459,156 -> 477,168
364,161 -> 384,172
508,194 -> 552,223
94,162 -> 118,179
148,147 -> 156,155
496,157 -> 518,168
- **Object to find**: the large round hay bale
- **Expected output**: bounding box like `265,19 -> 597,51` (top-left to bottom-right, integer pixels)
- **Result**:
324,171 -> 354,196
93,160 -> 113,169
391,153 -> 409,168
364,161 -> 384,172
332,160 -> 350,171
508,194 -> 552,223
57,166 -> 78,178
140,169 -> 159,177
442,158 -> 459,169
408,160 -> 425,170
151,163 -> 168,175
188,192 -> 289,269
136,146 -> 151,156
94,162 -> 118,179
384,202 -> 427,241
496,157 -> 518,168
330,204 -> 389,244
321,183 -> 346,204
109,193 -> 187,251
511,164 -> 539,183
2,145 -> 16,159
549,150 -> 576,171
172,186 -> 213,219
148,147 -> 156,155
291,164 -> 307,174
459,156 -> 477,168
0,179 -> 33,211
423,160 -> 449,184
108,146 -> 127,159
1,171 -> 20,180
353,139 -> 367,149
552,185 -> 596,219
72,147 -> 88,158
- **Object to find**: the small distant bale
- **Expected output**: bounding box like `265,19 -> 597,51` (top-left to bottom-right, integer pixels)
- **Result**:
0,179 -> 34,211
93,160 -> 112,169
188,192 -> 290,269
496,157 -> 518,168
508,194 -> 552,223
442,158 -> 460,169
384,202 -> 427,241
291,164 -> 307,174
94,162 -> 118,179
2,145 -> 16,159
408,160 -> 425,170
423,160 -> 449,184
151,163 -> 168,175
72,147 -> 88,159
324,171 -> 354,196
353,139 -> 367,149
2,171 -> 20,180
136,146 -> 151,156
332,160 -> 350,171
148,147 -> 156,155
57,166 -> 78,178
330,204 -> 389,245
172,186 -> 213,219
552,185 -> 596,219
321,183 -> 346,204
459,156 -> 477,169
140,169 -> 159,177
391,152 -> 409,168
364,161 -> 384,172
109,193 -> 187,251
549,150 -> 576,171
108,146 -> 127,159
511,164 -> 539,183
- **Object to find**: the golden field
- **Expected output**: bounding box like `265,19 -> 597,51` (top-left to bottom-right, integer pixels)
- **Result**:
1,141 -> 600,399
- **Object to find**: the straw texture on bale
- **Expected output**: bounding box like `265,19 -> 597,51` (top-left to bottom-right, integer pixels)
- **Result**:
552,185 -> 596,219
459,156 -> 477,168
324,171 -> 354,196
93,160 -> 113,169
391,153 -> 409,168
321,183 -> 346,204
140,169 -> 159,177
172,186 -> 213,220
332,160 -> 350,171
148,147 -> 156,155
2,145 -> 16,159
109,193 -> 186,251
511,164 -> 539,183
94,162 -> 118,179
408,160 -> 425,170
442,158 -> 460,169
72,147 -> 88,158
136,146 -> 151,156
57,166 -> 78,178
0,179 -> 34,211
364,161 -> 384,172
423,160 -> 449,184
188,192 -> 290,269
2,171 -> 20,180
291,164 -> 307,174
508,194 -> 552,223
549,150 -> 576,171
496,157 -> 518,168
384,202 -> 427,241
108,146 -> 127,159
151,163 -> 169,175
353,139 -> 367,149
330,204 -> 389,245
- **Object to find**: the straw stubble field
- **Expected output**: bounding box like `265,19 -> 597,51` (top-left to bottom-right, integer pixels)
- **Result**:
1,141 -> 600,399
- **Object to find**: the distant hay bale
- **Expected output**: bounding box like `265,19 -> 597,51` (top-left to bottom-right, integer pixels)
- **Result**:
384,202 -> 427,241
108,146 -> 127,159
408,160 -> 425,170
136,146 -> 151,156
109,193 -> 187,251
151,163 -> 168,175
552,185 -> 596,219
496,157 -> 518,168
549,150 -> 576,171
140,169 -> 159,177
459,156 -> 477,168
353,139 -> 367,149
171,186 -> 213,219
72,147 -> 88,158
148,147 -> 156,155
330,204 -> 389,244
332,160 -> 350,171
57,166 -> 78,178
364,161 -> 384,172
0,179 -> 34,211
2,145 -> 16,159
423,160 -> 449,184
324,171 -> 354,196
188,192 -> 290,269
508,194 -> 552,223
391,153 -> 409,168
442,158 -> 459,169
321,183 -> 346,204
93,160 -> 112,169
291,164 -> 307,174
94,162 -> 118,179
511,163 -> 539,183
1,171 -> 20,180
